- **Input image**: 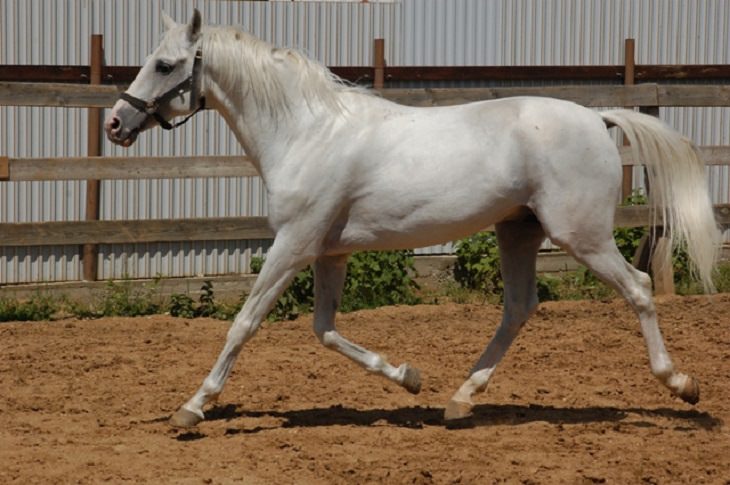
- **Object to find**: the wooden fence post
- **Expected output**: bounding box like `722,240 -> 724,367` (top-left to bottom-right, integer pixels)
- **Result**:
622,38 -> 635,201
373,38 -> 385,89
82,34 -> 103,281
0,156 -> 8,180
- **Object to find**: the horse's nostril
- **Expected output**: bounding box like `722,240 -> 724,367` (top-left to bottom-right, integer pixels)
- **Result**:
110,117 -> 121,130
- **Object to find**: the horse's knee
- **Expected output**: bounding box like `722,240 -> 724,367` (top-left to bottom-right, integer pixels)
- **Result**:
227,317 -> 258,348
630,285 -> 655,314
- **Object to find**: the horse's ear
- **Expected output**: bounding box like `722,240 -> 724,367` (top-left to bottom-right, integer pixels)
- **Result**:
187,8 -> 202,43
161,11 -> 177,31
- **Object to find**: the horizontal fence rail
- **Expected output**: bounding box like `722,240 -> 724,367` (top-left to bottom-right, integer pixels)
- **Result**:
3,82 -> 730,108
2,206 -> 729,247
0,217 -> 273,246
0,156 -> 258,181
0,82 -> 123,108
3,64 -> 730,85
380,84 -> 730,108
3,147 -> 730,182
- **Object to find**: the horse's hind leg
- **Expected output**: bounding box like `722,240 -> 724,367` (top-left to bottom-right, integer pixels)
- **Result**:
542,216 -> 700,405
312,254 -> 421,393
445,220 -> 545,421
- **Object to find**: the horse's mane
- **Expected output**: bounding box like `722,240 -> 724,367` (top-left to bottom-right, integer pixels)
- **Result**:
202,25 -> 369,116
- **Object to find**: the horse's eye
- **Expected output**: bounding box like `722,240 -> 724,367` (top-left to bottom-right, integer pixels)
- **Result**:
155,61 -> 174,75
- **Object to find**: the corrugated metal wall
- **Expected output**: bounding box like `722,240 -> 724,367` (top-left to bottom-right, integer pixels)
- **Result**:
1,0 -> 729,282
400,0 -> 730,66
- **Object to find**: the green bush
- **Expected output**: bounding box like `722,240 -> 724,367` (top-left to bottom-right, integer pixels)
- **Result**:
250,251 -> 420,321
453,232 -> 502,294
613,226 -> 647,262
535,275 -> 561,301
0,293 -> 57,322
341,250 -> 420,312
93,279 -> 161,317
197,280 -> 219,317
712,262 -> 730,293
168,280 -> 243,320
169,293 -> 196,319
613,190 -> 648,262
271,265 -> 315,321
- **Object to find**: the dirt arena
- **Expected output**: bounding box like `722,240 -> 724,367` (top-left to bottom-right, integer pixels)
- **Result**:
1,295 -> 729,484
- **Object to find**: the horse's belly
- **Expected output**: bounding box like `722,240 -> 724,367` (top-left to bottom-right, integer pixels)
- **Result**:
326,197 -> 526,253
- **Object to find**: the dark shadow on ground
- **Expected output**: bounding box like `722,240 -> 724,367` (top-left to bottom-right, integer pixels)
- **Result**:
190,402 -> 722,437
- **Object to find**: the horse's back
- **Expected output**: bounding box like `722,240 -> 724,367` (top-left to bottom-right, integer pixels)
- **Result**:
354,94 -> 620,204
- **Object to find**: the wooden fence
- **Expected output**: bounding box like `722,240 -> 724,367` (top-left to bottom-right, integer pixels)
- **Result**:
2,37 -> 730,294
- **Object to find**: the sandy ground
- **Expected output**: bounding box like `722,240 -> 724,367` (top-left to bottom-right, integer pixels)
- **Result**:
1,295 -> 729,484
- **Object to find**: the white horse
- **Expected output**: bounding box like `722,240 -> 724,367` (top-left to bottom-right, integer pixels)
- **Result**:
105,10 -> 720,428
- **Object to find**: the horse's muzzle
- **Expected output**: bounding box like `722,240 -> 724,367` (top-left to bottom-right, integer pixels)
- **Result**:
104,117 -> 139,147
104,101 -> 147,147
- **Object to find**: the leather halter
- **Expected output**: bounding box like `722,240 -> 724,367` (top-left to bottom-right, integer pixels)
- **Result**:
119,48 -> 205,130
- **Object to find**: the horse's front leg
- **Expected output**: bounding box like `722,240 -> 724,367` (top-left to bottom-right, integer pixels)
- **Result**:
312,255 -> 421,394
169,232 -> 315,428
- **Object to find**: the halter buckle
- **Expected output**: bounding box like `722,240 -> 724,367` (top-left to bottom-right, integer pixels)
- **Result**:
144,101 -> 159,115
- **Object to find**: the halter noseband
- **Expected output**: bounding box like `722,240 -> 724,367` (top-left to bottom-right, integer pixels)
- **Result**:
119,48 -> 205,130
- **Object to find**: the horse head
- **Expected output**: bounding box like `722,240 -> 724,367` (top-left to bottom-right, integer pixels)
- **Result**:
105,10 -> 205,147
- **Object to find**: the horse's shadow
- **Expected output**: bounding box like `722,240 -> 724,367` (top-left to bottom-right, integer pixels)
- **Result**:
172,401 -> 722,440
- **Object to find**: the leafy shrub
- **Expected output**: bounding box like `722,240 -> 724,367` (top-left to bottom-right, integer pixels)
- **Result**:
673,245 -> 704,295
453,232 -> 502,294
197,280 -> 219,317
0,293 -> 57,322
535,275 -> 561,301
712,262 -> 730,293
613,226 -> 647,262
614,190 -> 648,262
169,293 -> 196,318
341,250 -> 420,312
273,266 -> 315,321
169,280 -> 243,320
250,251 -> 420,321
94,279 -> 161,317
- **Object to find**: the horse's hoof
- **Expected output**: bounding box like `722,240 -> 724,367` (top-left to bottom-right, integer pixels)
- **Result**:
169,407 -> 203,428
677,376 -> 700,405
402,365 -> 422,394
444,399 -> 473,422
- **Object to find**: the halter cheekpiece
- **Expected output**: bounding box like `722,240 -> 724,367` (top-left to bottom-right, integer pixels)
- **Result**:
119,47 -> 205,130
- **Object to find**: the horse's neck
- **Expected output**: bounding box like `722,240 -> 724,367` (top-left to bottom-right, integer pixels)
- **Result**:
204,58 -> 327,183
205,82 -> 274,171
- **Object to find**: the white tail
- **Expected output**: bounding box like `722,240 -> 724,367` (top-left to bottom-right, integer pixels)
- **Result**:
601,109 -> 720,292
